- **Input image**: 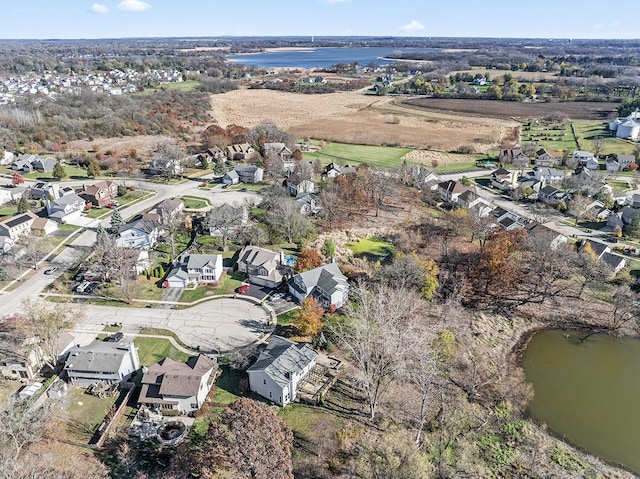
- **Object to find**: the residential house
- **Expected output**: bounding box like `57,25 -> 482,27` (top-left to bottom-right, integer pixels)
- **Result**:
535,149 -> 563,167
287,179 -> 315,197
234,164 -> 264,184
534,167 -> 565,184
573,150 -> 596,165
499,148 -> 529,167
81,180 -> 118,207
457,190 -> 492,217
11,154 -> 37,172
29,182 -> 61,200
538,185 -> 568,205
0,211 -> 38,240
247,336 -> 318,406
149,157 -> 184,177
222,170 -> 240,185
207,204 -> 248,237
63,341 -> 140,386
580,239 -> 626,273
226,143 -> 255,160
325,162 -> 342,178
606,156 -> 621,173
142,198 -> 185,223
138,355 -> 218,413
46,193 -> 86,223
0,150 -> 14,166
32,157 -> 57,173
0,236 -> 15,253
0,337 -> 46,380
295,193 -> 322,216
492,207 -> 527,230
288,262 -> 349,309
490,168 -> 519,190
525,221 -> 567,249
237,245 -> 285,288
437,180 -> 475,204
165,254 -> 223,288
206,146 -> 226,162
263,142 -> 293,166
116,219 -> 160,249
617,154 -> 635,170
31,217 -> 58,236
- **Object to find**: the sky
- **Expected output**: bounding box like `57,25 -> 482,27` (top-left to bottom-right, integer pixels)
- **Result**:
0,0 -> 636,40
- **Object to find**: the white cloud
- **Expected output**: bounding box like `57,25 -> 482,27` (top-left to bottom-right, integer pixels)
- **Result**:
117,0 -> 151,12
90,3 -> 109,14
400,20 -> 425,33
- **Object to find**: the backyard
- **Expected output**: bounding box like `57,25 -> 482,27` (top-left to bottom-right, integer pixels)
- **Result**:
303,141 -> 412,170
345,236 -> 395,263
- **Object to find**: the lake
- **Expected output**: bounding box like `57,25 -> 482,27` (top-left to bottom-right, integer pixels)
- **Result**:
521,329 -> 640,474
227,47 -> 440,68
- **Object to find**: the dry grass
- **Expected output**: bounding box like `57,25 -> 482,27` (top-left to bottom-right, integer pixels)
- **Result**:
208,89 -> 517,152
67,134 -> 173,159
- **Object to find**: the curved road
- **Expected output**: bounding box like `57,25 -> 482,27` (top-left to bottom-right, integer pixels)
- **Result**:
71,297 -> 273,353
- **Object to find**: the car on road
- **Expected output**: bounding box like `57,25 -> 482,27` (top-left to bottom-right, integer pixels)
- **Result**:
236,284 -> 250,294
43,267 -> 58,275
105,332 -> 123,342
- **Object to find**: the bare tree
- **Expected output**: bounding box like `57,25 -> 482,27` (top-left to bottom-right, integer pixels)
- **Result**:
16,236 -> 47,272
403,347 -> 439,443
18,298 -> 80,369
329,282 -> 427,420
206,203 -> 246,251
158,202 -> 185,258
318,188 -> 347,228
266,200 -> 312,244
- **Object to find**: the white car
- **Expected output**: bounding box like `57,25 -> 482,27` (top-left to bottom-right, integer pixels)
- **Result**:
270,292 -> 284,300
76,281 -> 91,293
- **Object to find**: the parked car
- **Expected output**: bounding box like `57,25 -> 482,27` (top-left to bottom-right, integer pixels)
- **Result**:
85,282 -> 99,294
43,267 -> 58,275
236,284 -> 250,294
75,281 -> 91,293
105,332 -> 123,342
270,292 -> 284,300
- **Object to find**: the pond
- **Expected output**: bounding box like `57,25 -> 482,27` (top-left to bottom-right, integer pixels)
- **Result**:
521,329 -> 640,474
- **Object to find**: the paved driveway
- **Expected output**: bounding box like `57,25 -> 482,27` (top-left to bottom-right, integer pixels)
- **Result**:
72,297 -> 273,353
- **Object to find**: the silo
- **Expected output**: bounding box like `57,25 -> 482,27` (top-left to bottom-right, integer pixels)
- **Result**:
616,119 -> 640,140
609,118 -> 621,131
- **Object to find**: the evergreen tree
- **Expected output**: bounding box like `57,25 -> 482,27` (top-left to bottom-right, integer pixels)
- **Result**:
16,196 -> 29,214
95,225 -> 111,251
52,162 -> 67,180
87,159 -> 100,178
109,209 -> 125,232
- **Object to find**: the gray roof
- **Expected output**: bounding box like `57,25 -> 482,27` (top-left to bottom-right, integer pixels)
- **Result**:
291,262 -> 347,297
186,254 -> 221,270
239,246 -> 279,267
64,341 -> 134,374
601,252 -> 625,270
141,355 -> 216,397
119,218 -> 157,235
51,193 -> 84,208
247,336 -> 318,388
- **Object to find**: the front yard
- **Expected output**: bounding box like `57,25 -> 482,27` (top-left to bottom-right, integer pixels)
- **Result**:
178,273 -> 244,303
135,337 -> 191,366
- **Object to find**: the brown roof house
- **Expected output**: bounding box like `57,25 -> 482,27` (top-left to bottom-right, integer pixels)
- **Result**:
138,355 -> 217,413
237,245 -> 286,288
81,180 -> 118,207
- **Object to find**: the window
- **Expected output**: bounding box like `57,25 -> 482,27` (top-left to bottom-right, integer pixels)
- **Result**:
269,391 -> 272,398
263,379 -> 266,385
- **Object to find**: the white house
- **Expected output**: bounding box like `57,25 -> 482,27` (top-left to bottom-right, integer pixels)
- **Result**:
288,262 -> 349,309
287,179 -> 315,197
457,190 -> 492,217
46,193 -> 86,223
295,193 -> 322,216
138,355 -> 217,413
63,341 -> 140,386
437,180 -> 475,203
234,164 -> 264,184
0,337 -> 46,380
535,149 -> 563,167
149,157 -> 184,177
247,336 -> 318,406
226,143 -> 255,160
0,211 -> 38,240
572,150 -> 595,165
222,170 -> 240,185
533,167 -> 565,184
116,219 -> 160,249
490,168 -> 519,191
165,254 -> 223,288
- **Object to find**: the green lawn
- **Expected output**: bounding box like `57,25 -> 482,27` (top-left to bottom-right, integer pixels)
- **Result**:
345,237 -> 395,262
98,277 -> 164,303
135,337 -> 191,366
21,164 -> 89,181
277,310 -> 298,326
214,365 -> 243,404
138,327 -> 191,349
304,141 -> 412,170
572,120 -> 636,157
178,274 -> 244,302
62,386 -> 119,442
180,195 -> 210,209
136,80 -> 200,95
434,160 -> 482,174
523,122 -> 578,152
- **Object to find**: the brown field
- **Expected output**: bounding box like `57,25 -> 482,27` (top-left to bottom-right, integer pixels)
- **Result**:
401,98 -> 620,121
209,89 -> 519,151
67,134 -> 173,158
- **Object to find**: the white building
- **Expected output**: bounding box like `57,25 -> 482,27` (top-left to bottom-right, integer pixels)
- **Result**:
165,254 -> 223,288
247,336 -> 318,406
288,262 -> 349,309
610,110 -> 640,140
64,341 -> 140,386
116,219 -> 159,249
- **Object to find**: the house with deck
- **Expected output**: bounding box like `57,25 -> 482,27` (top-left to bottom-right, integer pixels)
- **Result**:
247,336 -> 318,406
117,219 -> 160,249
288,262 -> 349,309
237,245 -> 286,288
63,341 -> 140,386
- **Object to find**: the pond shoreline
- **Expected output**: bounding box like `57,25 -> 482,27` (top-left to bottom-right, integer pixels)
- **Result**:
511,319 -> 640,478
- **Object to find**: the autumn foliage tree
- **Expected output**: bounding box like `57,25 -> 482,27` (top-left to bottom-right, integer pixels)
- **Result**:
294,248 -> 323,273
174,398 -> 293,479
11,172 -> 24,186
295,297 -> 325,337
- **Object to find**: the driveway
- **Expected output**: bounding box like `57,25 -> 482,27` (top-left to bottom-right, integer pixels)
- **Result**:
72,297 -> 273,353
